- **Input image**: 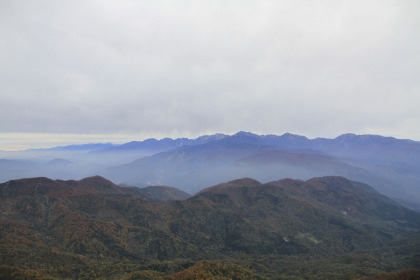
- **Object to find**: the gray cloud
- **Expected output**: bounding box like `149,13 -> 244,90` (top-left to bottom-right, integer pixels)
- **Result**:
1,0 -> 420,145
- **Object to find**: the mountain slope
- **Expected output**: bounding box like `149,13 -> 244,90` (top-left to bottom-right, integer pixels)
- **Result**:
137,185 -> 191,201
102,140 -> 381,197
0,175 -> 419,279
100,132 -> 420,209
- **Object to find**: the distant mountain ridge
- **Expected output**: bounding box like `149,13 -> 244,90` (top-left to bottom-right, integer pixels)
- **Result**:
30,143 -> 117,152
19,131 -> 419,155
100,132 -> 420,210
95,133 -> 228,153
23,133 -> 229,153
1,131 -> 420,209
11,132 -> 420,170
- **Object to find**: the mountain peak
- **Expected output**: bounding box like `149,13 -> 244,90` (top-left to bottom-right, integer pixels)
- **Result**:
233,131 -> 259,137
0,177 -> 81,199
282,132 -> 301,137
75,176 -> 128,195
227,177 -> 262,187
280,132 -> 309,141
78,175 -> 113,184
196,177 -> 262,196
335,133 -> 357,139
193,133 -> 227,145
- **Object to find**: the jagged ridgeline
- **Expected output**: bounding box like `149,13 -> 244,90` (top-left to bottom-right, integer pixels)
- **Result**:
0,176 -> 420,279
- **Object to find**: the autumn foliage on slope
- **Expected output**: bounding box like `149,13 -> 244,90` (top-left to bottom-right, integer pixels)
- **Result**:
164,261 -> 266,280
355,270 -> 420,280
1,176 -> 420,279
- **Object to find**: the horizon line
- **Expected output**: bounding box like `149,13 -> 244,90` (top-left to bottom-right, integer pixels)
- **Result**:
0,131 -> 417,152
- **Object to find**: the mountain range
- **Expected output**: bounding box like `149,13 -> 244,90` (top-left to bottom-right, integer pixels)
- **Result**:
1,175 -> 419,279
103,132 -> 420,210
1,131 -> 419,210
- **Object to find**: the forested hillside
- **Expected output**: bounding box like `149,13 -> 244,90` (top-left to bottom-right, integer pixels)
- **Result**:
1,176 -> 419,279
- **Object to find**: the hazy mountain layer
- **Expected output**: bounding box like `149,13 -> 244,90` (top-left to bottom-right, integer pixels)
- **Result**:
103,132 -> 420,209
1,131 -> 419,209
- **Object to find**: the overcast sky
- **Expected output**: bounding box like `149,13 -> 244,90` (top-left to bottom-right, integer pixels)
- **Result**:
1,0 -> 419,150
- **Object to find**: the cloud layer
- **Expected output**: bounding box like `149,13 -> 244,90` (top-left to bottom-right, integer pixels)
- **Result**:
1,0 -> 419,145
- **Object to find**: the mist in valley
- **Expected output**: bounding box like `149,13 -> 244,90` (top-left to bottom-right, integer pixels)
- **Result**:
1,132 -> 419,210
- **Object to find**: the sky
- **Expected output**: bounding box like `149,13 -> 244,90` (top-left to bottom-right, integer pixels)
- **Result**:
1,0 -> 419,150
